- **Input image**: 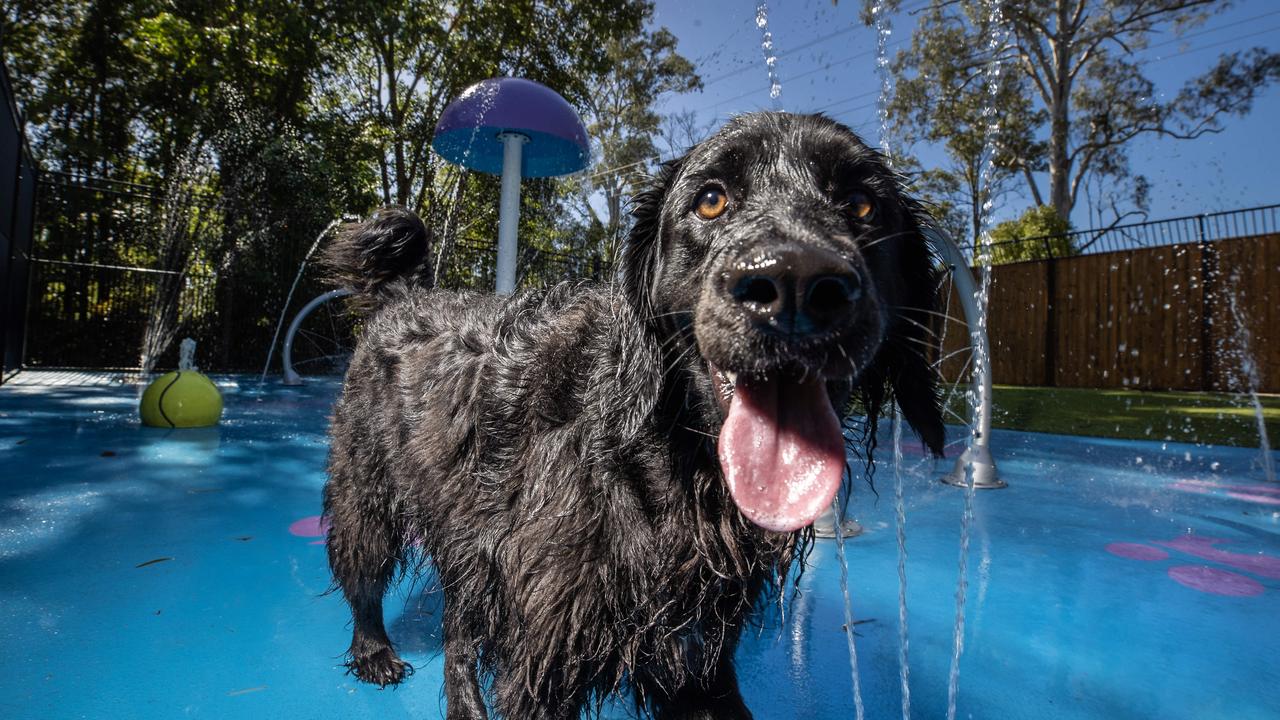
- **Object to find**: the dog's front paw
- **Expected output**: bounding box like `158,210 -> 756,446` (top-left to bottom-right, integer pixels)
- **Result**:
347,646 -> 414,687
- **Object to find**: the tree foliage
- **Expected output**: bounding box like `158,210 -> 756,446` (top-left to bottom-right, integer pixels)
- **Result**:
988,204 -> 1075,264
884,2 -> 1042,245
2,0 -> 697,367
576,23 -> 701,262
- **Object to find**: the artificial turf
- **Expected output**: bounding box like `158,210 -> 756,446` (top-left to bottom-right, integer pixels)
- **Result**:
943,385 -> 1280,448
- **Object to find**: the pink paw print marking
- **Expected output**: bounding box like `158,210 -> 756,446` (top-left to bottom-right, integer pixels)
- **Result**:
1106,535 -> 1278,597
1171,478 -> 1280,506
286,515 -> 422,548
289,515 -> 331,545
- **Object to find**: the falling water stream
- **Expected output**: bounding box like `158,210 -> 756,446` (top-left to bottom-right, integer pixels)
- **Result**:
433,82 -> 501,286
755,4 -> 783,109
945,2 -> 1008,718
872,2 -> 895,161
1224,276 -> 1278,482
869,3 -> 918,718
891,405 -> 912,720
260,218 -> 346,384
869,3 -> 919,718
832,498 -> 867,720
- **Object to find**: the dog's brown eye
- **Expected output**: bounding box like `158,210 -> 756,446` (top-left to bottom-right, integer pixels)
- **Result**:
847,191 -> 875,221
694,187 -> 728,220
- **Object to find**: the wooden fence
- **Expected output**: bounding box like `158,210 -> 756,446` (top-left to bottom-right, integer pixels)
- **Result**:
936,233 -> 1279,392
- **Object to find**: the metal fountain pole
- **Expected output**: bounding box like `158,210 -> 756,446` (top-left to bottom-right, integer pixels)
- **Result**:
926,228 -> 1005,489
495,132 -> 529,295
431,77 -> 590,297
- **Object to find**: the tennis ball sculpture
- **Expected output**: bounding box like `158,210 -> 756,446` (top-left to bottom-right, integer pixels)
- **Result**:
139,339 -> 223,428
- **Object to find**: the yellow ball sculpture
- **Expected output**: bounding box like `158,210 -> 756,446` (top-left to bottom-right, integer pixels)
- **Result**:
139,339 -> 223,428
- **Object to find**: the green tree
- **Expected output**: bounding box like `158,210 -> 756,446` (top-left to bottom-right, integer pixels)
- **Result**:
874,0 -> 1280,224
988,204 -> 1074,264
577,21 -> 701,263
322,0 -> 650,209
3,0 -> 702,365
885,2 -> 1042,246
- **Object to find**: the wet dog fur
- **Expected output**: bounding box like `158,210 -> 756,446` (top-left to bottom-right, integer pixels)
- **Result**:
322,112 -> 945,719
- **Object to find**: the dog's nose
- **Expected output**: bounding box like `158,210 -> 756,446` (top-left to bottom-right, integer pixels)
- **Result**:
724,245 -> 861,335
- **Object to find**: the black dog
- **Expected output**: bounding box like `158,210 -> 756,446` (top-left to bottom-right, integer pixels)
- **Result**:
322,112 -> 945,719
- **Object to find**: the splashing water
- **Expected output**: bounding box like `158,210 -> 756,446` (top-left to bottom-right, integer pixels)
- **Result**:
892,404 -> 912,720
947,1 -> 1009,718
832,494 -> 867,720
433,82 -> 501,286
1223,275 -> 1277,482
178,338 -> 197,372
871,5 -> 914,718
260,218 -> 347,384
872,2 -> 895,161
755,3 -> 783,108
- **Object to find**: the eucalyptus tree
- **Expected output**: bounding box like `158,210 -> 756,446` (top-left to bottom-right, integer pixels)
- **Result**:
577,24 -> 700,263
322,0 -> 649,211
873,0 -> 1280,225
884,2 -> 1042,246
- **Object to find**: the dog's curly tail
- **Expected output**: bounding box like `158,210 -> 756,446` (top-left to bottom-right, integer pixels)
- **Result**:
322,206 -> 433,312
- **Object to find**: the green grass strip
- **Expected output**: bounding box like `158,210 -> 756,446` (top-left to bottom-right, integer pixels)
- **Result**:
943,385 -> 1280,448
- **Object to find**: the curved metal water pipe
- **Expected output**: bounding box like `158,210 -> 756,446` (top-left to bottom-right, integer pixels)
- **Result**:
281,287 -> 354,386
924,228 -> 1005,489
259,218 -> 349,384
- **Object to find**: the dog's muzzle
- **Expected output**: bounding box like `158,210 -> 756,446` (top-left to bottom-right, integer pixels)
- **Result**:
722,243 -> 861,339
708,242 -> 862,533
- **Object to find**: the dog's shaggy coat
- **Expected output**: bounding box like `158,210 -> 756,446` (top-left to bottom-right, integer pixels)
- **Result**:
323,112 -> 945,719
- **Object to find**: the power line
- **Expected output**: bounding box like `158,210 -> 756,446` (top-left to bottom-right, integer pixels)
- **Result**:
694,5 -> 1280,121
697,0 -> 932,89
1140,8 -> 1280,53
1145,22 -> 1280,59
578,12 -> 1280,186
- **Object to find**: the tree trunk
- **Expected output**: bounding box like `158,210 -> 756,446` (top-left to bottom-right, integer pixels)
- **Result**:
1047,0 -> 1074,220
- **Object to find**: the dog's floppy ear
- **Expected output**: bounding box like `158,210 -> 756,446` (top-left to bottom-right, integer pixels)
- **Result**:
619,156 -> 684,318
860,207 -> 947,457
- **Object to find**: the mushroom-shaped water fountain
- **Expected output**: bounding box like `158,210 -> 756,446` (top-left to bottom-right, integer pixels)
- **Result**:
432,77 -> 591,294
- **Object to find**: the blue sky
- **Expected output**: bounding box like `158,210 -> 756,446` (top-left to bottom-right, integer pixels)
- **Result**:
645,0 -> 1280,230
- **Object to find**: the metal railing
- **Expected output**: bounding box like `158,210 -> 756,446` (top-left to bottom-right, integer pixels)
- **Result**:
958,204 -> 1280,262
24,258 -> 217,370
440,239 -> 611,291
1,53 -> 38,384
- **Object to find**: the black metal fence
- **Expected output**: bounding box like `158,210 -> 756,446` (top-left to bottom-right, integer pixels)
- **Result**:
441,240 -> 611,290
0,55 -> 38,384
959,204 -> 1280,262
19,180 -> 613,373
24,259 -> 217,369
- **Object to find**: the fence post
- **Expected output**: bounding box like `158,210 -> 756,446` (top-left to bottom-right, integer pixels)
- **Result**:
1197,213 -> 1215,391
1042,235 -> 1058,386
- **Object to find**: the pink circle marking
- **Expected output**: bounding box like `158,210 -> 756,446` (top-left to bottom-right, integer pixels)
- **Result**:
1106,542 -> 1168,561
1167,565 -> 1264,597
1225,491 -> 1280,506
289,515 -> 331,538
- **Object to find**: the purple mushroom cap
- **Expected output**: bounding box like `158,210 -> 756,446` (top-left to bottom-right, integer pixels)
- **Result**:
432,77 -> 591,178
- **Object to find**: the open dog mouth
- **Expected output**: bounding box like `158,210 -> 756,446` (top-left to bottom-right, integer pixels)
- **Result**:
712,365 -> 845,533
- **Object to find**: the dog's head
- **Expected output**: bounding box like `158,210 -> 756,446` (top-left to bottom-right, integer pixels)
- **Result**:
621,112 -> 945,532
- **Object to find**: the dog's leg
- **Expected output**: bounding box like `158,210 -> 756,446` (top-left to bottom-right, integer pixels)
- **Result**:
651,657 -> 753,720
325,478 -> 411,687
442,601 -> 488,719
491,666 -> 586,720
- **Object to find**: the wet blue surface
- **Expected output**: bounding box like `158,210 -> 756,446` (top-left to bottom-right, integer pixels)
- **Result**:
1,375 -> 1278,719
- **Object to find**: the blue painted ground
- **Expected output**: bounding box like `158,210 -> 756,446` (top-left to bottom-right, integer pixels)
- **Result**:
1,374 -> 1278,719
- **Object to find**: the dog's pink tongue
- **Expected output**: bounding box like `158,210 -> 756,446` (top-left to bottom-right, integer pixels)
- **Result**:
717,376 -> 845,532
